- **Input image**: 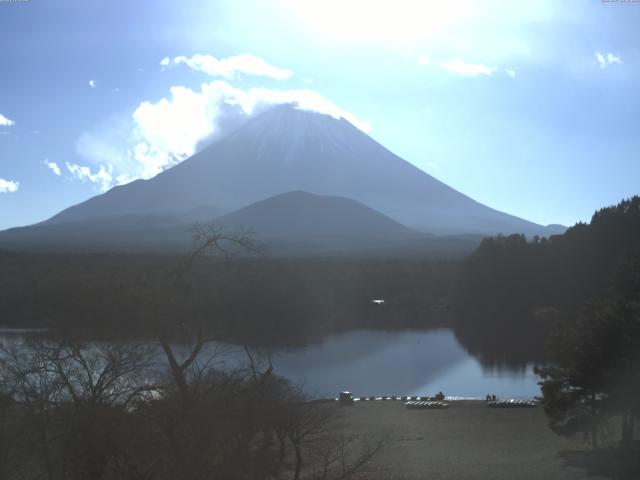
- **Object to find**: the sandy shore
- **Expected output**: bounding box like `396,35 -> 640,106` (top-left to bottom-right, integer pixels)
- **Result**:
332,400 -> 607,480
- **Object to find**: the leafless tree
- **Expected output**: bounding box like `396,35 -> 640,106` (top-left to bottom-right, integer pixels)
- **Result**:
0,336 -> 157,480
309,432 -> 389,480
173,223 -> 263,284
0,224 -> 388,480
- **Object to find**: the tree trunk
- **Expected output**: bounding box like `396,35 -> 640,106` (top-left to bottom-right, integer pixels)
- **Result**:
159,338 -> 191,406
591,424 -> 598,448
590,392 -> 598,448
0,400 -> 7,480
292,442 -> 302,480
39,423 -> 56,480
621,410 -> 635,449
278,436 -> 286,464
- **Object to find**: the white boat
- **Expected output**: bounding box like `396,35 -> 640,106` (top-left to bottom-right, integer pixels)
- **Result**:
405,400 -> 449,409
487,399 -> 536,408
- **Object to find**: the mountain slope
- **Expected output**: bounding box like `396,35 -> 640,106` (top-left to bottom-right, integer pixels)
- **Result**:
214,191 -> 482,256
216,191 -> 420,240
42,104 -> 560,236
0,190 -> 486,256
0,214 -> 193,252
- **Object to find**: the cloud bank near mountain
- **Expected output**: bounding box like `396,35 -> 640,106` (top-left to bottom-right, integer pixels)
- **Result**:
73,54 -> 369,191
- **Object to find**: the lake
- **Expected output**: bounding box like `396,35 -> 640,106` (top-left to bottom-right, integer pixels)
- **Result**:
223,329 -> 541,400
1,328 -> 541,400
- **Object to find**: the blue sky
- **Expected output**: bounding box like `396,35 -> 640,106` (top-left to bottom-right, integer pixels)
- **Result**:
1,0 -> 639,230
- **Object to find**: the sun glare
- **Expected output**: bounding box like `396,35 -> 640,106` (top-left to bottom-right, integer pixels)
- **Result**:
277,0 -> 477,45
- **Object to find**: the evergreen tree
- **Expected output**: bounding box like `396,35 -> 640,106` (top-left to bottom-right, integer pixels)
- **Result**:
536,249 -> 640,451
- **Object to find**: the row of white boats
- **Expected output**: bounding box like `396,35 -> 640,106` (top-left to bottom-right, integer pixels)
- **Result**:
337,392 -> 537,408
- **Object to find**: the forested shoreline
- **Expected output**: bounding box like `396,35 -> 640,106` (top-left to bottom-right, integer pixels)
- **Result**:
451,196 -> 640,465
0,252 -> 456,347
451,196 -> 640,365
2,196 -> 638,369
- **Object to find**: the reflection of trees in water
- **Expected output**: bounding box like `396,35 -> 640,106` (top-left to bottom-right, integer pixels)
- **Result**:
452,314 -> 547,369
452,196 -> 640,369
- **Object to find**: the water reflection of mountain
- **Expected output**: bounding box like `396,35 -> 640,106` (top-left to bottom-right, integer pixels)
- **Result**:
0,328 -> 540,399
265,330 -> 538,398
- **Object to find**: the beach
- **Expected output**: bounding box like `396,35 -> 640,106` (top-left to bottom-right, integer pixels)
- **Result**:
332,400 -> 607,480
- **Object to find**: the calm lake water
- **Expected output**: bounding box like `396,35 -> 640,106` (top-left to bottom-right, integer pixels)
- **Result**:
231,329 -> 541,400
1,329 -> 541,400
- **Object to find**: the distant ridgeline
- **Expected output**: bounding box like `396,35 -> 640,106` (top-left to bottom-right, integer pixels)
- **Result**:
452,196 -> 640,366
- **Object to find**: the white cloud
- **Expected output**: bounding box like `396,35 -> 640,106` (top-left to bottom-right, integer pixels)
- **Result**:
75,60 -> 368,191
130,85 -> 221,178
66,162 -> 113,192
243,87 -> 371,132
419,55 -> 511,79
165,53 -> 294,80
128,80 -> 370,180
0,178 -> 19,193
607,53 -> 621,65
0,113 -> 15,126
596,52 -> 622,69
89,80 -> 96,88
44,159 -> 61,176
441,59 -> 496,77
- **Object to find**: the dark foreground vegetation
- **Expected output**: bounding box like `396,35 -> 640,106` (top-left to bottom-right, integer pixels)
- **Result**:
535,243 -> 640,460
0,335 -> 387,480
453,197 -> 640,471
453,196 -> 640,365
0,247 -> 456,347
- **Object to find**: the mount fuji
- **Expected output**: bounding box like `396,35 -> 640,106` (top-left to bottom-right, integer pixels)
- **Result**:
0,104 -> 563,253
